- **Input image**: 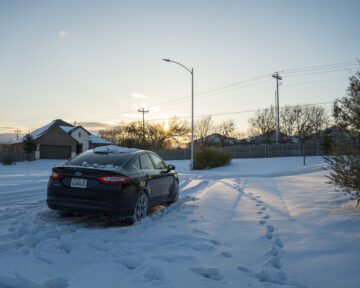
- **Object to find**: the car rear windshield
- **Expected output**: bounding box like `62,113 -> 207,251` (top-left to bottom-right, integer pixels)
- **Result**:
64,151 -> 133,169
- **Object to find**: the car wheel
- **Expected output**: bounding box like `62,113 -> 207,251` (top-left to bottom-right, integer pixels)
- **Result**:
168,180 -> 179,204
131,191 -> 149,223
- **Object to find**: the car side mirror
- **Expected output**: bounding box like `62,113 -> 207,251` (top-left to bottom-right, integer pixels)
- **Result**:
166,164 -> 176,172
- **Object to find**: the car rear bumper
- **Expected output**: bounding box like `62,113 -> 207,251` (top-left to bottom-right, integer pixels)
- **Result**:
46,197 -> 134,218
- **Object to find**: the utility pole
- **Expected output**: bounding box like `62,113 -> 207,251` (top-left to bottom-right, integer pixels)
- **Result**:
14,129 -> 21,140
138,108 -> 149,142
272,72 -> 282,143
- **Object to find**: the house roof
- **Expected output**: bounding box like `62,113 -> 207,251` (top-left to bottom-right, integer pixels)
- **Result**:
59,126 -> 76,134
194,133 -> 240,144
13,119 -> 111,145
89,134 -> 112,144
14,120 -> 58,144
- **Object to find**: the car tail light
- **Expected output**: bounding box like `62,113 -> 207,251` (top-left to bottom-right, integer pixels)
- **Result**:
97,175 -> 130,184
50,170 -> 61,180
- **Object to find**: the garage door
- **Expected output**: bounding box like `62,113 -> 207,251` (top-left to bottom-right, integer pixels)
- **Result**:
40,145 -> 71,159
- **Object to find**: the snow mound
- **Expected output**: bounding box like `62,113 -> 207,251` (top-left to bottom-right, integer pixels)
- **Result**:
93,145 -> 138,153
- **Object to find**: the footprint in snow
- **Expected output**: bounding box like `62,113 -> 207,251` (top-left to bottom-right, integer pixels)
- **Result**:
275,237 -> 284,248
265,232 -> 273,240
266,225 -> 274,232
256,204 -> 261,207
220,251 -> 232,258
193,229 -> 210,235
261,207 -> 266,211
257,211 -> 263,215
258,270 -> 287,285
270,245 -> 280,256
210,239 -> 221,246
259,220 -> 266,225
268,256 -> 282,269
120,257 -> 144,270
262,215 -> 270,219
190,267 -> 224,281
144,266 -> 166,282
152,255 -> 198,263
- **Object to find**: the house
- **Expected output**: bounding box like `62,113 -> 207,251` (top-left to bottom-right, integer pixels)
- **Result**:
242,131 -> 297,144
12,119 -> 112,159
191,133 -> 241,147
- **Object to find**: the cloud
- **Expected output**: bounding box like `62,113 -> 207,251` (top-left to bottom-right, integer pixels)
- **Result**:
0,126 -> 18,130
123,113 -> 142,119
132,93 -> 149,99
76,121 -> 115,134
150,106 -> 160,112
76,122 -> 114,130
133,103 -> 148,110
58,30 -> 68,38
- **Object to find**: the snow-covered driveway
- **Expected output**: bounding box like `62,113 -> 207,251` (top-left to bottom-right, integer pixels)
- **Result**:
0,157 -> 359,288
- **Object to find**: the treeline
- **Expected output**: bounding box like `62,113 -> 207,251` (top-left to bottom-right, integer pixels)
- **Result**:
98,118 -> 189,150
97,117 -> 240,150
248,105 -> 330,143
97,105 -> 331,150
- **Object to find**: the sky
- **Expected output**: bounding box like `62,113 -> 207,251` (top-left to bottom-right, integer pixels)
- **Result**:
0,0 -> 359,139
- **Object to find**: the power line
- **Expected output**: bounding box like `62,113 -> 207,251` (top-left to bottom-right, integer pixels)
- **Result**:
88,76 -> 272,121
280,61 -> 358,74
282,76 -> 348,87
142,101 -> 334,122
282,66 -> 358,77
85,60 -> 358,122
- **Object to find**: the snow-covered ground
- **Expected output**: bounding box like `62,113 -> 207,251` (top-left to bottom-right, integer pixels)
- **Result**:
0,157 -> 359,288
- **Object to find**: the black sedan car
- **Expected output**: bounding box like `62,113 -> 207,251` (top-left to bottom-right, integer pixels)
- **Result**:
47,146 -> 179,223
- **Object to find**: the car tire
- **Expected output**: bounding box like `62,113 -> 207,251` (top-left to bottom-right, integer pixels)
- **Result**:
168,179 -> 179,204
130,191 -> 149,224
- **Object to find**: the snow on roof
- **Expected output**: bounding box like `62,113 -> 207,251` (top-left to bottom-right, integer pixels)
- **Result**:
88,134 -> 112,144
59,126 -> 75,133
93,145 -> 138,153
14,120 -> 57,143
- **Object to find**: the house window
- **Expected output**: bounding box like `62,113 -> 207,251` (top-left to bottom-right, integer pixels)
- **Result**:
79,132 -> 81,137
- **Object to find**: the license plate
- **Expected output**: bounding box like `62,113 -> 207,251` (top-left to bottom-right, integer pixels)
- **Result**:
71,178 -> 87,188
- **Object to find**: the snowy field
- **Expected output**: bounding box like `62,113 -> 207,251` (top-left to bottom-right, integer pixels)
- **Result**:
0,157 -> 359,288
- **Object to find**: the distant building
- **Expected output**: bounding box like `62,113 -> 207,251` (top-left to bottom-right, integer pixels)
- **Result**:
12,119 -> 111,159
0,144 -> 10,152
242,131 -> 297,144
191,133 -> 241,147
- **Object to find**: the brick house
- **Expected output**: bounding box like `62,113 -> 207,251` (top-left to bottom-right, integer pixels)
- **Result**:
12,119 -> 111,159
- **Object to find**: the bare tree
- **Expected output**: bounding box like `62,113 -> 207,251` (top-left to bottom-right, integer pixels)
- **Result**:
194,116 -> 215,146
216,120 -> 235,137
290,105 -> 329,165
248,106 -> 276,143
215,120 -> 236,146
280,105 -> 298,142
97,118 -> 189,150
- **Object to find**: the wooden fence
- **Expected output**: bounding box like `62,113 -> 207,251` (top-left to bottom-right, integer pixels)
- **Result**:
1,142 -> 323,163
155,142 -> 322,161
0,151 -> 34,163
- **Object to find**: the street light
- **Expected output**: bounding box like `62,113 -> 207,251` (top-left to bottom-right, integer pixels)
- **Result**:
163,59 -> 194,170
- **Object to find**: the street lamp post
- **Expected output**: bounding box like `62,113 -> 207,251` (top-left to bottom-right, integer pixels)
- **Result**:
163,59 -> 194,170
